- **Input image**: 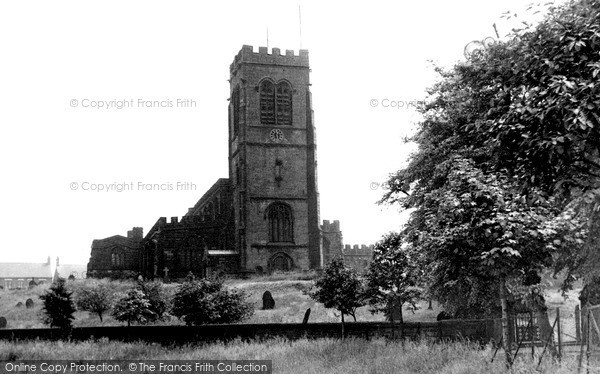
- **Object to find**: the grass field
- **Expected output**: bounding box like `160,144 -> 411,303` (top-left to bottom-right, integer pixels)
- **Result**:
0,337 -> 583,373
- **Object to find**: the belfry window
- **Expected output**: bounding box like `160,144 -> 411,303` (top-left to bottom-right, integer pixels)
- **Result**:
267,203 -> 293,243
260,80 -> 292,126
276,82 -> 292,126
260,81 -> 276,125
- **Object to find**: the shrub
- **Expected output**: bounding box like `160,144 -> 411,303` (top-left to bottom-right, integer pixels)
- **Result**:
136,281 -> 169,321
172,278 -> 254,325
39,278 -> 76,330
74,283 -> 114,322
112,289 -> 155,327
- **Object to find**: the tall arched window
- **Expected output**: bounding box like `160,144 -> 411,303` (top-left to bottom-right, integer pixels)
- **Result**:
267,203 -> 293,242
260,80 -> 276,125
276,81 -> 292,126
260,80 -> 292,126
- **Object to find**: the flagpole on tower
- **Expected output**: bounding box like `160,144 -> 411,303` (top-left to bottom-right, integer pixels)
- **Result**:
298,4 -> 303,49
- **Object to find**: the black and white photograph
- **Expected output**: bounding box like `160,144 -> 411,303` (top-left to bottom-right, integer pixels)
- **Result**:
1,0 -> 599,372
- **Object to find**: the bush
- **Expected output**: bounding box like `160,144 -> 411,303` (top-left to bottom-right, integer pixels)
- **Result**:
172,277 -> 254,325
74,283 -> 114,322
136,281 -> 169,321
40,278 -> 76,330
112,289 -> 155,327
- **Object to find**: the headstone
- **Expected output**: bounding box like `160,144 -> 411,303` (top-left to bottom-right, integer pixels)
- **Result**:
16,302 -> 23,308
25,298 -> 34,309
262,291 -> 275,310
302,308 -> 311,325
0,317 -> 6,328
68,274 -> 75,281
255,266 -> 264,276
437,311 -> 452,321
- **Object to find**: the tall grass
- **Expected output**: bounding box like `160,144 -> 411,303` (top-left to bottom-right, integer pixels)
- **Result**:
0,338 -> 581,373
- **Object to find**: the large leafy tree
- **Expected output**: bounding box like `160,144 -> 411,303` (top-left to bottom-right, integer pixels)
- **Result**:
381,0 -> 597,361
364,232 -> 422,324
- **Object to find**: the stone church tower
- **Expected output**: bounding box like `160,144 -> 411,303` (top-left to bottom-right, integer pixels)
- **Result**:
228,45 -> 322,273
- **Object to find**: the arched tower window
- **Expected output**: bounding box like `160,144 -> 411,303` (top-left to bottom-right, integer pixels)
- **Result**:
267,203 -> 293,243
276,81 -> 292,126
260,80 -> 276,125
260,80 -> 292,126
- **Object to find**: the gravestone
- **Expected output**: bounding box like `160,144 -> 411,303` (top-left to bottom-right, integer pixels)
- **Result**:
16,302 -> 23,308
0,317 -> 6,328
262,291 -> 275,310
25,298 -> 34,309
437,311 -> 452,321
302,308 -> 311,325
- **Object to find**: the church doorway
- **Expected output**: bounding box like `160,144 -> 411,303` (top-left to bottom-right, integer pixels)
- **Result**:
268,252 -> 293,272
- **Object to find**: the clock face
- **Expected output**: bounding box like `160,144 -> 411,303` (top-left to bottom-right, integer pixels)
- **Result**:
269,128 -> 284,143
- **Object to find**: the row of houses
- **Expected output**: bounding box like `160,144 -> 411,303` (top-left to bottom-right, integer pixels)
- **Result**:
0,257 -> 86,290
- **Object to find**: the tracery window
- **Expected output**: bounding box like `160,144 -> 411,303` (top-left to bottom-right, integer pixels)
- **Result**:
260,80 -> 292,126
267,203 -> 293,243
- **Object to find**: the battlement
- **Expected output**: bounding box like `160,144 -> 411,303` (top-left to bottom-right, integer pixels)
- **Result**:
126,227 -> 143,240
230,45 -> 309,74
343,244 -> 374,256
321,219 -> 340,233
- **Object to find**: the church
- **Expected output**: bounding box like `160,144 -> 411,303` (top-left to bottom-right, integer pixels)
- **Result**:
86,46 -> 372,279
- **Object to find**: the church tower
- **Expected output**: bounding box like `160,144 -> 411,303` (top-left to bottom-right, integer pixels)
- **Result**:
228,45 -> 322,273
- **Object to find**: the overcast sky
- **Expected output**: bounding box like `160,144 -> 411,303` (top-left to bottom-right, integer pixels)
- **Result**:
0,1 -> 558,265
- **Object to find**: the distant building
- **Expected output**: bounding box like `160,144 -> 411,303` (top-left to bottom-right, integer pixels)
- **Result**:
55,257 -> 87,280
0,257 -> 54,290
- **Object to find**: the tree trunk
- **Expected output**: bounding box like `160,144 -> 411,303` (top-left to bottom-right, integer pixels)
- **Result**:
499,277 -> 513,366
98,314 -> 103,323
341,312 -> 345,340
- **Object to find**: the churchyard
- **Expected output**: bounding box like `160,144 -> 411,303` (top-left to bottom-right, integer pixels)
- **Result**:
0,273 -> 446,329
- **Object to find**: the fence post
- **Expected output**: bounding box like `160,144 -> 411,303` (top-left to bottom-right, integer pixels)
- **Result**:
575,305 -> 581,343
556,308 -> 562,362
531,312 -> 535,359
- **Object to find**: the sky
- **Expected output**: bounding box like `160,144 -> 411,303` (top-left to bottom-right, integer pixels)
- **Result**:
0,0 -> 558,265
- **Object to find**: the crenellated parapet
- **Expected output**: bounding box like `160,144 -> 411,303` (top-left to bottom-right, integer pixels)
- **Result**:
230,45 -> 309,74
343,244 -> 374,257
321,219 -> 341,233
